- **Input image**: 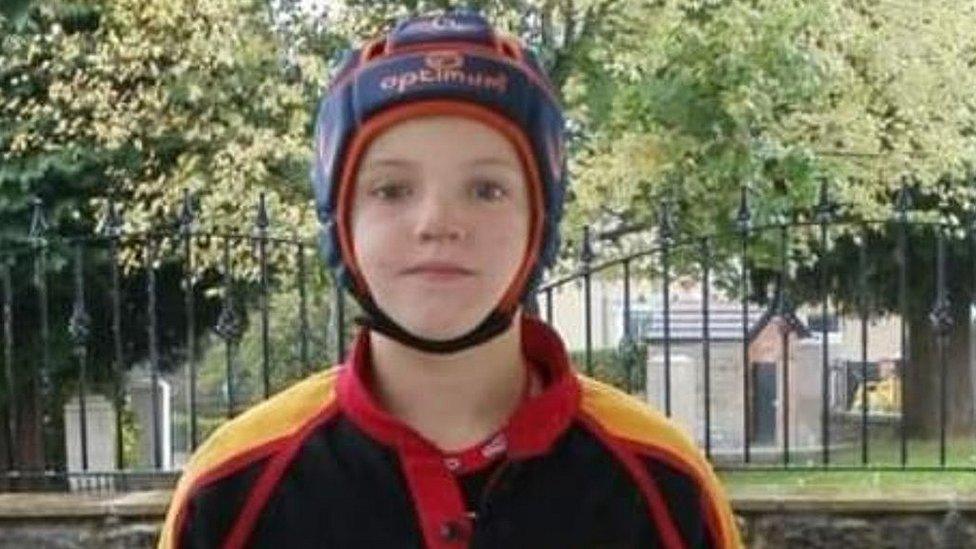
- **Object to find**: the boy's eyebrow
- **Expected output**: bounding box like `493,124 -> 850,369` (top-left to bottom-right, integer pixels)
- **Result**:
466,157 -> 519,169
361,158 -> 418,170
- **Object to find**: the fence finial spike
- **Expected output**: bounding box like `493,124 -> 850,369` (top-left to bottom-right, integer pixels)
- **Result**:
67,242 -> 92,354
105,197 -> 123,237
815,176 -> 835,223
213,237 -> 245,343
29,196 -> 49,239
659,197 -> 675,244
180,189 -> 195,231
579,225 -> 594,265
895,174 -> 914,215
735,184 -> 751,232
256,192 -> 269,230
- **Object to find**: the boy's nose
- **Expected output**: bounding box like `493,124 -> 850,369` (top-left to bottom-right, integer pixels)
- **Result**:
415,195 -> 465,242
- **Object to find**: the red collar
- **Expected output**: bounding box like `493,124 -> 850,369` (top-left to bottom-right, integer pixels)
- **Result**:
336,315 -> 581,471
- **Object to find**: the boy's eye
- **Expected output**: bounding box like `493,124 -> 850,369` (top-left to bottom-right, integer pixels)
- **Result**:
472,179 -> 508,202
369,181 -> 412,201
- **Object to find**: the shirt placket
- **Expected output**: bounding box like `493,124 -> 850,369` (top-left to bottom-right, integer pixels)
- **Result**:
398,438 -> 475,548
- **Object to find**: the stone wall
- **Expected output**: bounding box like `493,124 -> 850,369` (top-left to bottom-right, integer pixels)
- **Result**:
0,489 -> 973,548
0,491 -> 166,549
734,486 -> 976,548
740,510 -> 975,548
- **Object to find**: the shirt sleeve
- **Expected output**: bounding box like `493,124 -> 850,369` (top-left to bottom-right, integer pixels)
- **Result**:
158,456 -> 268,549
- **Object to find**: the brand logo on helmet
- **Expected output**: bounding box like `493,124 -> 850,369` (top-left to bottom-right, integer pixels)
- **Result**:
425,51 -> 464,71
379,53 -> 508,95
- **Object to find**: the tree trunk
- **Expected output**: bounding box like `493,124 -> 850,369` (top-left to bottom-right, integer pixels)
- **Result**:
906,298 -> 975,437
11,381 -> 44,470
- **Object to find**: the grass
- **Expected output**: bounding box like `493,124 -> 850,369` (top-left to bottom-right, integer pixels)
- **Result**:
827,426 -> 976,468
717,433 -> 976,493
720,470 -> 976,492
707,419 -> 976,466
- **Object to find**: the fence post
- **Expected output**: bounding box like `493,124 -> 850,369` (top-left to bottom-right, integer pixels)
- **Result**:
929,222 -> 953,467
29,198 -> 51,471
659,198 -> 675,417
580,225 -> 594,376
858,223 -> 870,465
255,193 -> 271,399
145,236 -> 163,469
815,177 -> 835,467
297,242 -> 311,376
895,177 -> 913,467
735,185 -> 752,463
621,258 -> 634,393
180,190 -> 199,451
778,222 -> 791,467
1,258 -> 14,471
215,238 -> 245,418
970,206 -> 976,465
106,199 -> 126,469
701,237 -> 712,460
68,243 -> 91,471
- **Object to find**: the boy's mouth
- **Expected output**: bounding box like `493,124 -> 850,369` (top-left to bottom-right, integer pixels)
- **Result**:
401,261 -> 476,277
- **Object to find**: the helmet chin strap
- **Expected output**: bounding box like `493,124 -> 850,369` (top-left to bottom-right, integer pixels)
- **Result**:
350,290 -> 519,354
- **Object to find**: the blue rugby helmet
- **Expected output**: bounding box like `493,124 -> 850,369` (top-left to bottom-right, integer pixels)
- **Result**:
312,10 -> 567,353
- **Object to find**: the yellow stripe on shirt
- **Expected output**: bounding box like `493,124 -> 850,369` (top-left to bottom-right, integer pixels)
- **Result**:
577,374 -> 742,549
157,367 -> 341,549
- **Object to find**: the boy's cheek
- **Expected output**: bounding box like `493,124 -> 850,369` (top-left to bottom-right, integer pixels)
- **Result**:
354,218 -> 406,249
482,222 -> 529,249
352,244 -> 397,285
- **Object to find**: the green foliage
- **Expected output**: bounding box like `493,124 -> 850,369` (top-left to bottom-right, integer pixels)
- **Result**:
193,284 -> 356,418
0,0 -> 34,27
569,341 -> 647,393
563,0 -> 976,296
6,0 -> 975,295
1,0 -> 339,276
567,1 -> 833,263
119,398 -> 140,468
181,282 -> 364,445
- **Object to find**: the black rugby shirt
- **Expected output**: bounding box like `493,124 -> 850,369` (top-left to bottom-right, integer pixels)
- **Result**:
159,315 -> 740,548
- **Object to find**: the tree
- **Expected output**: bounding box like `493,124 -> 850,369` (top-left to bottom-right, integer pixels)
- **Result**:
1,0 -> 344,470
563,0 -> 976,440
2,0 -> 338,272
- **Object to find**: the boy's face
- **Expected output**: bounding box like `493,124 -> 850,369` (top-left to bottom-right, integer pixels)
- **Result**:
350,115 -> 531,341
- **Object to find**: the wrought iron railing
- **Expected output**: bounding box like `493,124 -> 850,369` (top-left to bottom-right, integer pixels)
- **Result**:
1,178 -> 974,493
538,178 -> 975,472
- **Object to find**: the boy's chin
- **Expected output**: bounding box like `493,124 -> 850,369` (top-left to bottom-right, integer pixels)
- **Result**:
394,311 -> 491,343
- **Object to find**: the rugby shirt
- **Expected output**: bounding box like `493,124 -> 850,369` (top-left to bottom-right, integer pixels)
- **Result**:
158,315 -> 740,548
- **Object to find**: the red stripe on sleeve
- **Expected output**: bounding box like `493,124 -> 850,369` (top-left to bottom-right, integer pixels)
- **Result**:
578,413 -> 688,549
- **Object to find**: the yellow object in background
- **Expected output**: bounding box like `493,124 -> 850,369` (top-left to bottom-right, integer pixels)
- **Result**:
850,376 -> 902,414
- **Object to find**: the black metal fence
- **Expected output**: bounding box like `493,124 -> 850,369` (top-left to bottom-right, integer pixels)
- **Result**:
0,192 -> 347,492
1,179 -> 974,493
541,179 -> 975,472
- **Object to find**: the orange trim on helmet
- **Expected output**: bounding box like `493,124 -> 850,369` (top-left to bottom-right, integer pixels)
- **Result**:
493,33 -> 524,62
335,99 -> 546,314
361,38 -> 387,63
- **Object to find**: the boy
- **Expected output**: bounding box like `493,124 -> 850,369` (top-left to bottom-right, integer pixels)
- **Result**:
159,10 -> 740,548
